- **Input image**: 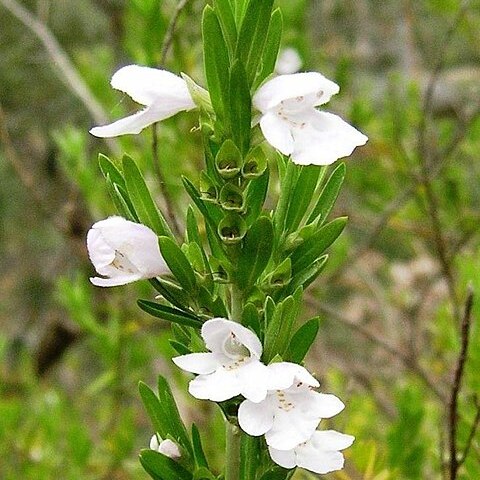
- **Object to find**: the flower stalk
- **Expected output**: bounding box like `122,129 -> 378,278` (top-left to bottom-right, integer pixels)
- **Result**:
225,421 -> 241,480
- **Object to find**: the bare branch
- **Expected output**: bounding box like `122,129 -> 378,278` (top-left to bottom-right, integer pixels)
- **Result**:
448,286 -> 475,480
150,0 -> 193,239
0,0 -> 120,154
459,395 -> 480,467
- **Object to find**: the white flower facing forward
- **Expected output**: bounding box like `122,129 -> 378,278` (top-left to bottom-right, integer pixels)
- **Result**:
173,318 -> 272,403
269,430 -> 355,474
149,435 -> 182,460
87,216 -> 168,287
90,65 -> 196,137
253,72 -> 368,165
238,362 -> 345,450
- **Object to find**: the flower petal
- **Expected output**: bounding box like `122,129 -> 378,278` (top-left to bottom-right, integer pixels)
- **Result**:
305,392 -> 345,419
265,406 -> 320,450
297,448 -> 345,474
201,318 -> 262,359
268,446 -> 296,469
236,360 -> 271,403
110,65 -> 195,110
89,106 -> 166,137
172,352 -> 219,375
254,72 -> 339,112
266,362 -> 319,391
291,111 -> 368,166
188,368 -> 241,402
90,273 -> 142,287
238,398 -> 275,436
310,430 -> 355,451
259,112 -> 294,155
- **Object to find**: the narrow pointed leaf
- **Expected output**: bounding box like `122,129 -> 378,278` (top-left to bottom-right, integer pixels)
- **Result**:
123,155 -> 174,238
191,424 -> 209,469
159,237 -> 197,293
285,317 -> 320,363
290,217 -> 347,273
138,300 -> 202,328
237,217 -> 273,291
213,0 -> 237,55
240,433 -> 260,480
307,163 -> 346,225
99,153 -> 125,188
139,449 -> 192,480
254,8 -> 283,89
237,0 -> 275,85
229,61 -> 251,155
202,6 -> 230,124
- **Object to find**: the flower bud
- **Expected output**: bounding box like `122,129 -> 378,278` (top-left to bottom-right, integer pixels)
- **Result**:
149,435 -> 181,460
218,214 -> 247,245
242,146 -> 267,180
87,216 -> 168,287
216,140 -> 242,179
219,183 -> 245,212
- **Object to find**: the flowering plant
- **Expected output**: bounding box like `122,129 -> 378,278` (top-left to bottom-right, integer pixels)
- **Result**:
86,1 -> 367,479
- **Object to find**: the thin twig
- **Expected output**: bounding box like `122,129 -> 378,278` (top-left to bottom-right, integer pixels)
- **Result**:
448,286 -> 475,480
149,0 -> 192,239
458,395 -> 480,467
416,1 -> 470,325
308,298 -> 447,401
0,0 -> 120,155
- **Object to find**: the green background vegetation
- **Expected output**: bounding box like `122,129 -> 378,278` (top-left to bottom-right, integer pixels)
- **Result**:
1,0 -> 479,478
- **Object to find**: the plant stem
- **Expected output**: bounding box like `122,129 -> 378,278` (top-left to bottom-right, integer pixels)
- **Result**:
225,421 -> 241,480
231,283 -> 243,321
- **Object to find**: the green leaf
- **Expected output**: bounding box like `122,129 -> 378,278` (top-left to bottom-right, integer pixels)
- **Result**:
98,153 -> 125,188
285,317 -> 320,363
139,382 -> 168,440
273,161 -> 299,234
191,424 -> 209,469
229,61 -> 251,155
245,168 -> 269,225
237,216 -> 273,291
139,449 -> 192,480
150,278 -> 192,312
241,302 -> 262,339
230,0 -> 248,25
186,207 -> 202,245
169,340 -> 191,355
157,375 -> 194,457
284,165 -> 321,233
202,6 -> 230,124
307,163 -> 346,225
183,177 -> 223,229
287,255 -> 328,294
122,155 -> 174,238
240,434 -> 260,480
237,0 -> 275,85
263,295 -> 297,362
159,237 -> 197,293
290,217 -> 347,274
105,176 -> 137,221
213,0 -> 237,56
254,8 -> 283,89
138,300 -> 202,328
193,467 -> 216,480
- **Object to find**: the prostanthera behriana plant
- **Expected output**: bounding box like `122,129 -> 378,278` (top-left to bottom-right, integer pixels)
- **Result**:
86,1 -> 367,478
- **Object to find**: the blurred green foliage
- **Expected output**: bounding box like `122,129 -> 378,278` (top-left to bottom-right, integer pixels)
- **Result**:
1,0 -> 480,479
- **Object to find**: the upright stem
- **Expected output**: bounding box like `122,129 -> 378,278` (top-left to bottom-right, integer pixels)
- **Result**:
231,283 -> 243,321
225,421 -> 241,480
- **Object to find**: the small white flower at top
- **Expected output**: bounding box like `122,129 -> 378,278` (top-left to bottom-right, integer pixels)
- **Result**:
238,362 -> 345,450
90,65 -> 195,137
173,318 -> 273,403
275,47 -> 303,75
253,72 -> 368,165
87,216 -> 168,287
149,434 -> 181,460
268,429 -> 355,474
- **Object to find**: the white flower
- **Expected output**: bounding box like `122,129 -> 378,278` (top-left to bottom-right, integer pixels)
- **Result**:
269,429 -> 354,474
238,362 -> 345,450
253,72 -> 368,165
90,65 -> 196,137
275,47 -> 303,75
149,435 -> 182,460
87,216 -> 168,287
173,318 -> 272,403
